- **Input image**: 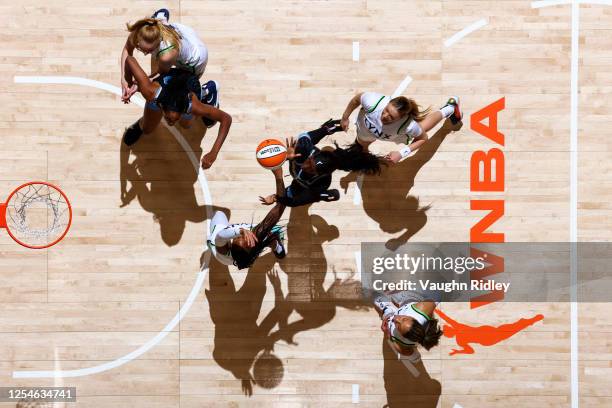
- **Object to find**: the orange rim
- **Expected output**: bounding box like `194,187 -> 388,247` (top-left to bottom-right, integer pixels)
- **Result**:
3,181 -> 72,249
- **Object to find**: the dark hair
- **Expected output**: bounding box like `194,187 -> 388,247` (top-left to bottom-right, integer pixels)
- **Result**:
230,207 -> 284,270
156,69 -> 199,113
389,96 -> 431,122
317,142 -> 385,175
402,318 -> 443,350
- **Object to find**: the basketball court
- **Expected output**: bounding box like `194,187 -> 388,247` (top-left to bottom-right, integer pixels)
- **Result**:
1,0 -> 611,407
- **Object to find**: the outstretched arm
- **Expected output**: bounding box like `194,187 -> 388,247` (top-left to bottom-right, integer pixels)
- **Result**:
191,99 -> 233,169
120,40 -> 138,103
341,93 -> 363,131
125,56 -> 158,101
385,133 -> 429,164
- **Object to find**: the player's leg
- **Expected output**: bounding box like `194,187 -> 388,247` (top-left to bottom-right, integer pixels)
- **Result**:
418,96 -> 463,132
123,105 -> 163,146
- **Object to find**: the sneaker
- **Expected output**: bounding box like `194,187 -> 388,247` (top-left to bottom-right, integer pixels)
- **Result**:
273,239 -> 286,260
123,120 -> 143,146
321,118 -> 343,135
320,189 -> 340,202
201,80 -> 220,128
444,96 -> 462,125
151,8 -> 170,23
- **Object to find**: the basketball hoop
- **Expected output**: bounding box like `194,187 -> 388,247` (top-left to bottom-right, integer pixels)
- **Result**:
0,181 -> 72,249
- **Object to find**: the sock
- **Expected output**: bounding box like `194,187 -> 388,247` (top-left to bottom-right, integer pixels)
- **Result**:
440,105 -> 455,118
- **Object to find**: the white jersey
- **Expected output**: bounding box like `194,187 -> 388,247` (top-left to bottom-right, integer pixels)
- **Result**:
157,22 -> 209,77
385,302 -> 434,347
207,211 -> 254,266
355,92 -> 423,144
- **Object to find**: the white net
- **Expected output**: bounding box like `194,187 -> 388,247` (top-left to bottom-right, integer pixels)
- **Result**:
5,183 -> 71,248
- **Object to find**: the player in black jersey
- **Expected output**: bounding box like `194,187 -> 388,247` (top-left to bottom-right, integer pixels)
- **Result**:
259,119 -> 385,208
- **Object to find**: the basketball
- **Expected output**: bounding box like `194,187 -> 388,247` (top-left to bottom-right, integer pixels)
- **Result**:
256,139 -> 287,170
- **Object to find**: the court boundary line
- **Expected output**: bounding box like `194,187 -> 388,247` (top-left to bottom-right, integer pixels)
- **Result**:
11,76 -> 213,379
443,18 -> 488,48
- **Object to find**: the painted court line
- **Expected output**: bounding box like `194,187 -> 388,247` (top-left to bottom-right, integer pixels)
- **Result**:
444,18 -> 488,48
351,383 -> 359,403
352,41 -> 360,62
12,76 -> 213,378
391,74 -> 412,98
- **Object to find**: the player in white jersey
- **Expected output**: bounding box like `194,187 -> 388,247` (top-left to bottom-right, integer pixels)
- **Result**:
120,10 -> 212,107
207,167 -> 288,269
374,290 -> 443,363
340,92 -> 462,163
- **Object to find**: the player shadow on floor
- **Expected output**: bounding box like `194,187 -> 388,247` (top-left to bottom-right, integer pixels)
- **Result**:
205,205 -> 372,397
119,120 -> 219,246
205,252 -> 288,396
340,120 -> 460,250
272,204 -> 372,343
382,338 -> 441,408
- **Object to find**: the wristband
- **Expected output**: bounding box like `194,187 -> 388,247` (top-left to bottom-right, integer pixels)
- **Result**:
399,146 -> 412,159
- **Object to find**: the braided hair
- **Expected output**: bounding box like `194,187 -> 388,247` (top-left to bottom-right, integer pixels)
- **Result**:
316,142 -> 385,175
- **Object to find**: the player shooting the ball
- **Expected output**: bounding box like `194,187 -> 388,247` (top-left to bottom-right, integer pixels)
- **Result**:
259,119 -> 386,207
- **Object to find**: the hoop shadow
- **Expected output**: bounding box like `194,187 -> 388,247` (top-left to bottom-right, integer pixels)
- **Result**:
340,120 -> 460,250
119,120 -> 221,245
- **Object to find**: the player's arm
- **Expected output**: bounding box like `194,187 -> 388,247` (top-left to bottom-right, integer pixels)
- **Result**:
341,92 -> 364,130
191,99 -> 233,169
125,56 -> 159,101
120,40 -> 138,102
153,48 -> 179,76
276,187 -> 319,208
306,119 -> 343,145
217,224 -> 258,248
386,122 -> 430,163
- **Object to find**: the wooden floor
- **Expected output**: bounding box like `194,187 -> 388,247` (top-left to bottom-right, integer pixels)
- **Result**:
1,0 -> 611,407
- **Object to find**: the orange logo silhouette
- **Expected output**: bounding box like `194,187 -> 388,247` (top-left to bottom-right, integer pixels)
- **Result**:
435,309 -> 544,356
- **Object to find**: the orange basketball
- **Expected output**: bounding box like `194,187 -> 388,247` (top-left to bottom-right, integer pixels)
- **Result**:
256,139 -> 287,170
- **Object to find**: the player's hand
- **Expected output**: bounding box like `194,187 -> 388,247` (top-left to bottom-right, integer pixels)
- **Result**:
259,194 -> 276,206
201,151 -> 218,169
267,269 -> 281,288
384,151 -> 402,164
120,79 -> 131,103
241,378 -> 254,396
125,84 -> 138,100
341,116 -> 349,131
239,229 -> 258,248
285,137 -> 301,161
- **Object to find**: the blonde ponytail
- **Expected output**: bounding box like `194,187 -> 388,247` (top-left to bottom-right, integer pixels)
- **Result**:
126,18 -> 181,54
389,96 -> 431,122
